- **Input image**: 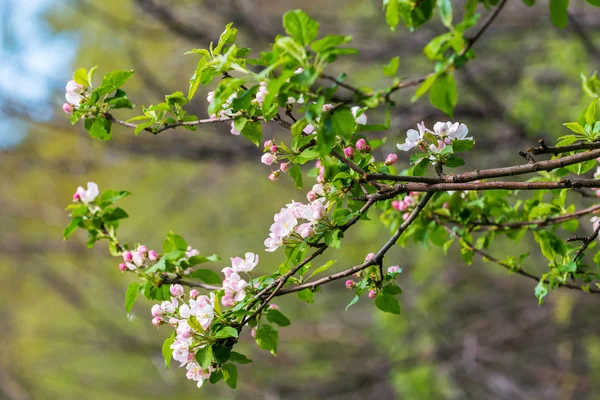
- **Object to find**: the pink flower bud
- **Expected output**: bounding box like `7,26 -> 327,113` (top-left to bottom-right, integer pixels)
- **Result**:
300,225 -> 315,238
344,147 -> 354,158
119,263 -> 127,272
250,328 -> 257,338
368,290 -> 377,299
322,103 -> 334,112
317,175 -> 325,183
596,190 -> 600,198
280,162 -> 290,172
315,160 -> 322,168
152,317 -> 162,327
72,192 -> 81,201
268,304 -> 280,310
402,212 -> 410,221
307,191 -> 317,202
207,91 -> 214,103
189,289 -> 199,299
268,172 -> 279,181
170,284 -> 184,297
444,137 -> 451,145
62,103 -> 74,114
123,251 -> 133,262
270,145 -> 278,153
137,245 -> 148,254
148,250 -> 158,261
387,265 -> 401,274
168,318 -> 178,325
356,139 -> 368,152
385,154 -> 398,165
391,200 -> 401,211
261,153 -> 276,166
264,140 -> 274,148
365,253 -> 376,262
345,280 -> 355,289
151,304 -> 164,317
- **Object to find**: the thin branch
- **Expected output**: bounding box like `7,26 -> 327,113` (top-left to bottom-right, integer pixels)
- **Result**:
453,204 -> 600,230
277,192 -> 434,295
527,139 -> 600,155
367,148 -> 600,184
572,223 -> 600,262
438,221 -> 600,293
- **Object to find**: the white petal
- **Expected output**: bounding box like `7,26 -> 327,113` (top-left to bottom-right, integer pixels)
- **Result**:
454,123 -> 469,139
433,122 -> 447,136
406,129 -> 420,142
86,182 -> 99,201
397,142 -> 416,152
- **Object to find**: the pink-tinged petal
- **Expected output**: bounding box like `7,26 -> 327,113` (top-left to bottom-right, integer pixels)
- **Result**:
397,142 -> 416,152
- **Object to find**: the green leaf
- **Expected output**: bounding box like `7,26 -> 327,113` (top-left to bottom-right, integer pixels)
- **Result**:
326,107 -> 356,142
452,139 -> 475,152
195,346 -> 213,370
212,345 -> 231,364
586,0 -> 600,5
549,0 -> 569,29
535,279 -> 548,305
214,326 -> 239,339
307,259 -> 337,280
429,73 -> 457,117
324,229 -> 343,248
345,294 -> 360,310
214,23 -> 238,55
209,370 -> 223,384
412,73 -> 439,102
375,293 -> 401,314
229,351 -> 253,364
87,65 -> 99,86
162,337 -> 174,369
164,231 -> 188,252
297,288 -> 315,303
255,324 -> 278,356
437,0 -> 453,27
63,217 -> 82,240
88,117 -> 112,141
382,284 -> 403,295
412,158 -> 430,176
383,56 -> 400,77
311,35 -> 352,53
124,282 -> 140,313
585,98 -> 599,125
289,163 -> 303,189
282,9 -> 319,45
533,230 -> 567,262
98,70 -> 135,96
102,207 -> 129,221
266,309 -> 291,327
187,254 -> 221,266
222,364 -> 238,389
386,0 -> 400,30
73,68 -> 89,87
189,269 -> 221,285
241,120 -> 262,147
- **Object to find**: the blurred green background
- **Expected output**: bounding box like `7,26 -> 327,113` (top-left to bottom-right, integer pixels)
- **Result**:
2,0 -> 600,399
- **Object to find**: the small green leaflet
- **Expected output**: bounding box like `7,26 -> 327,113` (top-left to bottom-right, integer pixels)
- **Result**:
124,281 -> 140,313
162,336 -> 174,369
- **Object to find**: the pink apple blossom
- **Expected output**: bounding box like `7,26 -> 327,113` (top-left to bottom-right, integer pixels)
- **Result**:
264,140 -> 274,148
268,172 -> 279,181
170,284 -> 184,297
118,263 -> 127,272
365,253 -> 376,262
185,246 -> 200,258
345,280 -> 355,289
303,123 -> 315,134
189,289 -> 199,299
280,162 -> 290,172
230,252 -> 259,273
148,250 -> 158,261
74,182 -> 99,203
151,304 -> 164,317
385,154 -> 398,165
270,145 -> 278,153
261,153 -> 276,165
355,139 -> 368,151
368,290 -> 377,299
307,191 -> 317,202
387,265 -> 401,274
268,304 -> 280,310
123,251 -> 133,262
152,317 -> 162,327
397,122 -> 427,151
344,147 -> 355,158
322,103 -> 334,112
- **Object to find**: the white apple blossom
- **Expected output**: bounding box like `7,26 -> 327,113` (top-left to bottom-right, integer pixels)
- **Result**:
397,122 -> 427,151
230,252 -> 259,273
74,182 -> 99,203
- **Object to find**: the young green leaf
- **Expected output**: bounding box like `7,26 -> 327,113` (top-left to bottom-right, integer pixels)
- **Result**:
124,282 -> 140,313
221,363 -> 238,389
282,10 -> 319,45
255,324 -> 278,356
162,336 -> 174,369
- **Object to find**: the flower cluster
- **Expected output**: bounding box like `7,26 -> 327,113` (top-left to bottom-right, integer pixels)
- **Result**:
62,80 -> 86,114
121,245 -> 159,271
397,121 -> 470,152
264,186 -> 329,251
304,105 -> 367,135
149,251 -> 259,388
392,192 -> 420,221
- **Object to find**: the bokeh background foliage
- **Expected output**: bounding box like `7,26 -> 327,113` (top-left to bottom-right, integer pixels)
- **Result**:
1,0 -> 600,399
